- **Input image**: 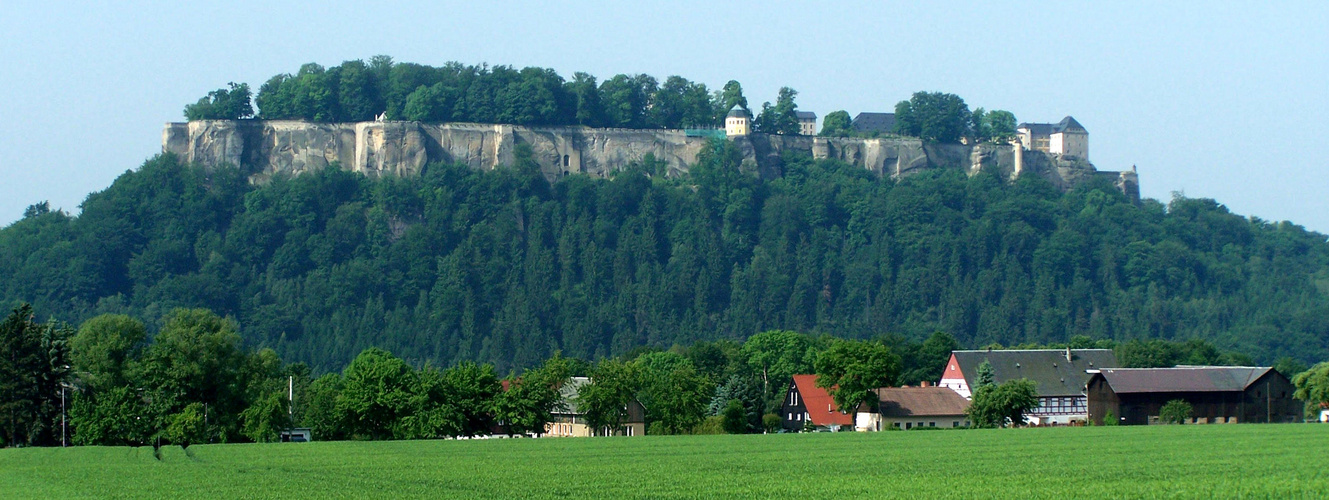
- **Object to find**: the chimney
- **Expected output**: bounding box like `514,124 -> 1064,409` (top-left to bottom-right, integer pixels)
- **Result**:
1065,347 -> 1072,362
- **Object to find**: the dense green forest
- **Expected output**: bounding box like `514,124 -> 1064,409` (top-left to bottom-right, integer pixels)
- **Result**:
4,140 -> 1329,373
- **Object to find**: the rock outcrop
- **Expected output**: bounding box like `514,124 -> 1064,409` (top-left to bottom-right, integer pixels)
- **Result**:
163,120 -> 1139,200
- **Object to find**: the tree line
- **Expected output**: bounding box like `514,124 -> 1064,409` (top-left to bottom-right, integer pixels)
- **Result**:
183,57 -> 810,132
12,299 -> 1313,448
183,58 -> 1020,143
817,92 -> 1019,144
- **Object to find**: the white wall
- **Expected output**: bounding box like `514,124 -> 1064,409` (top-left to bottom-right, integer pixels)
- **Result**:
1051,132 -> 1088,160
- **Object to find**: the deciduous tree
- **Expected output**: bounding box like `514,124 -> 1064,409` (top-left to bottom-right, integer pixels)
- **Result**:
814,339 -> 901,413
819,110 -> 852,137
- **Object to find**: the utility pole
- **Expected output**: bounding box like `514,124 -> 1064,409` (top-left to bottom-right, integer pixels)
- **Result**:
61,383 -> 67,447
60,365 -> 71,448
288,375 -> 294,424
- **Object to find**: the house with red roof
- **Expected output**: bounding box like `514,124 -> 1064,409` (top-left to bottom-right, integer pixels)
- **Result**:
780,374 -> 855,432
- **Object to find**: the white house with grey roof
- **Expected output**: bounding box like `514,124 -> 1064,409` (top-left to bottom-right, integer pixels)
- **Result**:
939,348 -> 1119,425
796,111 -> 817,136
1018,116 -> 1088,160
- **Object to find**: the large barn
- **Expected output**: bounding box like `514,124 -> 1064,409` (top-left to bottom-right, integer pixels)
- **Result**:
938,349 -> 1119,425
1086,367 -> 1300,425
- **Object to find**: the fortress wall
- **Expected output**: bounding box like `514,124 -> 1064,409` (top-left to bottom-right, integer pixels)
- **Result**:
163,120 -> 1137,201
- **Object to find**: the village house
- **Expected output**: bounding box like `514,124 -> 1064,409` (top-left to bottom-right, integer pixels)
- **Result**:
544,377 -> 647,437
1017,116 -> 1088,160
797,111 -> 817,135
938,348 -> 1118,425
1086,367 -> 1301,425
855,384 -> 971,431
781,374 -> 854,432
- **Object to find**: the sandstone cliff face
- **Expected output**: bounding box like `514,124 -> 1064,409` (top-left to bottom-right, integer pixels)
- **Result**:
163,120 -> 1137,199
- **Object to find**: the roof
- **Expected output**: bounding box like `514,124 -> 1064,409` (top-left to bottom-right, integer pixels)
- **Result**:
726,104 -> 750,118
950,349 -> 1119,397
1017,122 -> 1053,135
1095,367 -> 1277,394
796,111 -> 817,120
1018,116 -> 1086,136
1055,116 -> 1086,133
791,374 -> 854,426
872,387 -> 970,418
851,112 -> 896,133
555,376 -> 591,414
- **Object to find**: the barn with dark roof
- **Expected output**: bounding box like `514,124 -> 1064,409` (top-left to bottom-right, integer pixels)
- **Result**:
1086,367 -> 1300,425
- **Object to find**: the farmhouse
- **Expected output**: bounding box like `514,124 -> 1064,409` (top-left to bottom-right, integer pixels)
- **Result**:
1086,367 -> 1301,425
781,374 -> 854,432
938,349 -> 1118,425
855,385 -> 971,431
544,377 -> 647,437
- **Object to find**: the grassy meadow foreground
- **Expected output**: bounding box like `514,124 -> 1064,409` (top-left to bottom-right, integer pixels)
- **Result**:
3,425 -> 1327,499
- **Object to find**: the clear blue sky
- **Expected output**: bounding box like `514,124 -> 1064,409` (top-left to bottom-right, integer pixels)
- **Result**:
2,2 -> 1326,232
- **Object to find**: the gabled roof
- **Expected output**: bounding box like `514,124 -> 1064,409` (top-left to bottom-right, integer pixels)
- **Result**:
796,111 -> 817,120
872,387 -> 970,418
851,112 -> 896,133
1018,116 -> 1087,136
950,349 -> 1119,397
1095,367 -> 1277,394
791,374 -> 854,426
726,104 -> 751,118
1017,122 -> 1053,135
555,376 -> 591,414
1055,116 -> 1086,133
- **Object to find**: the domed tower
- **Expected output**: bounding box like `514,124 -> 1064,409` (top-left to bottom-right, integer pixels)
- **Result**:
725,105 -> 751,137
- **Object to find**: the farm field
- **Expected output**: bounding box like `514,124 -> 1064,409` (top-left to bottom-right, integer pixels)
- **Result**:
2,425 -> 1327,499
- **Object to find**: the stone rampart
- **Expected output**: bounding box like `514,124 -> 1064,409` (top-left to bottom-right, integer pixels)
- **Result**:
163,120 -> 1138,200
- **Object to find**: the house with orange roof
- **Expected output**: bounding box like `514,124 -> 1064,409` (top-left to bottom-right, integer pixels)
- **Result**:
780,374 -> 855,432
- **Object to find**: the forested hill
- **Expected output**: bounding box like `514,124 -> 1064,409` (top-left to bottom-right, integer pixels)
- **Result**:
4,141 -> 1328,372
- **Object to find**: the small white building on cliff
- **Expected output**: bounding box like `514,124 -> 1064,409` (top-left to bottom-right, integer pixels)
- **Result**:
1018,116 -> 1088,160
725,105 -> 751,136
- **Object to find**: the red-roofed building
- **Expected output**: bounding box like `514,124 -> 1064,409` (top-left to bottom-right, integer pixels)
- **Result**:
780,374 -> 855,432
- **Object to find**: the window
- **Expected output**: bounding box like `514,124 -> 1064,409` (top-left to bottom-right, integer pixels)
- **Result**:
563,155 -> 569,167
929,422 -> 935,427
952,421 -> 959,427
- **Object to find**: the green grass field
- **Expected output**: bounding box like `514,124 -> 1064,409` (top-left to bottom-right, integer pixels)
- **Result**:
3,425 -> 1327,499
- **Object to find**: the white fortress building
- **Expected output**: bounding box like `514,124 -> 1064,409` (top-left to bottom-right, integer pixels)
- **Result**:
1017,116 -> 1088,160
725,105 -> 751,137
